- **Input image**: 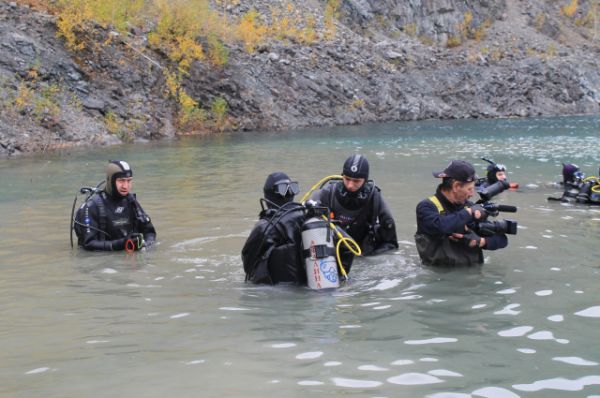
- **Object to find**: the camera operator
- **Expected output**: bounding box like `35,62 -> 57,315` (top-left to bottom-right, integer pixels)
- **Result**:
415,160 -> 508,267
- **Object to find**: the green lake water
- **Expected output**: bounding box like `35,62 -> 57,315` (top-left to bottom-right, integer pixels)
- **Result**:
1,115 -> 600,397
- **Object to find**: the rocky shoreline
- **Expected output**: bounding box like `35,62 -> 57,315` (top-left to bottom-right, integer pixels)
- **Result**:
1,0 -> 599,156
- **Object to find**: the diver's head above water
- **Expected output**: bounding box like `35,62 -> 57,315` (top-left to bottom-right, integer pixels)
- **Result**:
483,158 -> 507,185
105,160 -> 133,199
562,163 -> 580,184
342,154 -> 369,193
263,172 -> 299,209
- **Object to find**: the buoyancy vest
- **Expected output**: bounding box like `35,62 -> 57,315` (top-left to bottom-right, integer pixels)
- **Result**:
415,195 -> 483,267
74,192 -> 152,246
74,194 -> 108,245
327,181 -> 378,242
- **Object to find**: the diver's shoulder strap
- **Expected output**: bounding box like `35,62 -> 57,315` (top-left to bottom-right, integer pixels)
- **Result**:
369,184 -> 381,225
428,195 -> 445,214
91,194 -> 108,239
128,193 -> 151,224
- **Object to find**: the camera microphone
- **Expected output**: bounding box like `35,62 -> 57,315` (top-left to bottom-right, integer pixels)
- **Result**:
495,204 -> 517,213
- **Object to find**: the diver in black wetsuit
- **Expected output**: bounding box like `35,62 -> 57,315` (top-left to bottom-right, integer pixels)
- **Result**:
476,158 -> 508,190
74,160 -> 156,251
310,155 -> 398,270
557,163 -> 584,201
241,172 -> 308,285
554,163 -> 600,204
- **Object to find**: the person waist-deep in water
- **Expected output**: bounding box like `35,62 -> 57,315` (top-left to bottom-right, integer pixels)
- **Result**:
415,160 -> 508,267
310,154 -> 398,270
241,172 -> 309,285
74,160 -> 156,251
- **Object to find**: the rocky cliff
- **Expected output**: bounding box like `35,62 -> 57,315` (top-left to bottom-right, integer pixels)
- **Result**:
1,0 -> 599,156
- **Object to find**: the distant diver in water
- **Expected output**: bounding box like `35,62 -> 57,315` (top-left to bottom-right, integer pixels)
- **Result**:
476,158 -> 519,197
72,160 -> 156,252
548,163 -> 600,204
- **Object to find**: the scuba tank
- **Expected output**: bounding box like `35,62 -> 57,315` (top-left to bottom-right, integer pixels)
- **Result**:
70,181 -> 107,248
301,217 -> 339,290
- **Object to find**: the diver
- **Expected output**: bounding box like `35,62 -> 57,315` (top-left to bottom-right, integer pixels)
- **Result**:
476,158 -> 508,188
309,154 -> 398,269
415,160 -> 509,267
241,172 -> 308,285
548,163 -> 588,203
73,160 -> 156,251
476,158 -> 519,195
562,163 -> 600,204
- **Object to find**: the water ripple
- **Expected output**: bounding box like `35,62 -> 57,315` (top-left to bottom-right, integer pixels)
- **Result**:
471,386 -> 520,397
428,369 -> 463,377
553,357 -> 598,366
513,375 -> 600,392
575,306 -> 600,317
368,278 -> 402,291
331,377 -> 383,388
498,326 -> 533,337
296,351 -> 323,360
387,372 -> 444,385
405,337 -> 458,345
358,364 -> 389,371
494,303 -> 521,315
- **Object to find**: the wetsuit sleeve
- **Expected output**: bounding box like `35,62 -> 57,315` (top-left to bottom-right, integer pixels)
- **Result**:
416,199 -> 472,236
141,220 -> 156,245
128,197 -> 156,245
241,219 -> 269,275
80,201 -> 126,251
373,194 -> 398,254
483,233 -> 508,250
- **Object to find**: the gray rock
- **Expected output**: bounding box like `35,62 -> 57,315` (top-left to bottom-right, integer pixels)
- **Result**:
81,98 -> 106,112
385,50 -> 403,60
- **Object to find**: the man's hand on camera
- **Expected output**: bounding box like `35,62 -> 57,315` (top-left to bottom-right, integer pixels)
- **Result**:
469,204 -> 488,221
451,230 -> 485,248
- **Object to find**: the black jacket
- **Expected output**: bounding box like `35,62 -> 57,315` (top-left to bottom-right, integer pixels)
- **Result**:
75,192 -> 156,251
415,187 -> 507,266
311,180 -> 398,256
242,203 -> 308,285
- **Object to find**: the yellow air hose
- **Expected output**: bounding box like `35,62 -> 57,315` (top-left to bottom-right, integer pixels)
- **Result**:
300,175 -> 343,203
581,176 -> 600,194
301,175 -> 362,278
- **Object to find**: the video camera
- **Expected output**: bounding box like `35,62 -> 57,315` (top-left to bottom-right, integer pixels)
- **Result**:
472,180 -> 518,236
471,218 -> 518,236
477,180 -> 509,202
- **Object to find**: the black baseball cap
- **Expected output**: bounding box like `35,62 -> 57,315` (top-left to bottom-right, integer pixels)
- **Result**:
432,160 -> 477,182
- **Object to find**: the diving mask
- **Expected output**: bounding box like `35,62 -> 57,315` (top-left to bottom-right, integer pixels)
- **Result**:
272,180 -> 300,197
